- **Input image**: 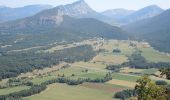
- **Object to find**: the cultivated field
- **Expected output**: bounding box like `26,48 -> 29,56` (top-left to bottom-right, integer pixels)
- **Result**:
1,39 -> 170,100
26,83 -> 114,100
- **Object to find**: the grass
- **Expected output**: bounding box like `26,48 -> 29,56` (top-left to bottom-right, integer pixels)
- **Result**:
112,73 -> 140,82
2,39 -> 170,99
141,68 -> 158,75
31,76 -> 57,85
0,85 -> 30,95
140,48 -> 170,62
26,83 -> 114,100
120,67 -> 143,73
93,53 -> 127,64
105,83 -> 130,89
72,61 -> 106,69
102,40 -> 170,63
107,79 -> 136,88
102,40 -> 135,56
51,67 -> 84,76
78,72 -> 107,79
43,44 -> 75,53
80,83 -> 128,93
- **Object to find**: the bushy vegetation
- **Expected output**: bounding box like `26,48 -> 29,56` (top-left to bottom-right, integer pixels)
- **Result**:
0,85 -> 47,99
114,89 -> 137,100
0,45 -> 96,79
112,48 -> 121,53
0,78 -> 33,89
155,80 -> 168,85
105,65 -> 121,72
135,76 -> 168,100
114,76 -> 170,100
159,68 -> 170,80
125,50 -> 149,69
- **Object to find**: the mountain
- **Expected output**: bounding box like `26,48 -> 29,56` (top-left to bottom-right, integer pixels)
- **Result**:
0,0 -> 128,45
46,0 -> 107,21
123,9 -> 170,53
102,9 -> 135,19
101,8 -> 135,26
120,5 -> 164,25
0,5 -> 52,23
0,5 -> 7,8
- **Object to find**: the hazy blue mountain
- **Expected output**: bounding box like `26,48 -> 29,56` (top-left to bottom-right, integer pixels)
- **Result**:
120,5 -> 164,25
0,1 -> 128,43
45,0 -> 107,21
0,5 -> 7,8
0,5 -> 52,23
101,8 -> 135,26
102,8 -> 135,19
123,9 -> 170,53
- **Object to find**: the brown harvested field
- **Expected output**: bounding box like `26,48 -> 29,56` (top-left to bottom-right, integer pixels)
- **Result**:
80,83 -> 123,93
107,79 -> 136,88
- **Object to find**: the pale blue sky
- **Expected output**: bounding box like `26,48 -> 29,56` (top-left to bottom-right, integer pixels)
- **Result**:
0,0 -> 170,12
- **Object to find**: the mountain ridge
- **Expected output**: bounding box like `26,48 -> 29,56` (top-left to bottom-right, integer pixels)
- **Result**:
0,0 -> 128,42
0,4 -> 52,23
101,5 -> 164,25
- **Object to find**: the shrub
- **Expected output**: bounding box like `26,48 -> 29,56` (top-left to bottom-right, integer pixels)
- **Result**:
155,80 -> 168,85
114,89 -> 137,100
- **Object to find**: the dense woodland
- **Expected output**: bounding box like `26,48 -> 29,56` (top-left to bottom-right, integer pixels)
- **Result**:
0,45 -> 96,80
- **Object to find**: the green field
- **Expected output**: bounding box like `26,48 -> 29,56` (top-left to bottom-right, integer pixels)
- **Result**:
0,85 -> 30,95
31,76 -> 57,85
78,72 -> 108,79
140,68 -> 158,75
112,73 -> 140,82
140,48 -> 170,62
26,83 -> 114,100
1,39 -> 170,99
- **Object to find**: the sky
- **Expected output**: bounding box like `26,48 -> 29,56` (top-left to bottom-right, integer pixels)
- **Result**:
0,0 -> 170,12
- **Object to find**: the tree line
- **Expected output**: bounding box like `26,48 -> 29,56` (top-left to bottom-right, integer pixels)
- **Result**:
0,73 -> 112,99
0,45 -> 96,80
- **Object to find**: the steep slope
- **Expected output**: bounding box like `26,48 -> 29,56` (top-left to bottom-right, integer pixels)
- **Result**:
0,15 -> 128,41
119,5 -> 164,25
49,0 -> 107,21
0,5 -> 52,23
123,9 -> 170,53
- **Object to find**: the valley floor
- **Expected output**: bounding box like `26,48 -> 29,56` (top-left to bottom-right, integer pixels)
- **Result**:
1,39 -> 170,100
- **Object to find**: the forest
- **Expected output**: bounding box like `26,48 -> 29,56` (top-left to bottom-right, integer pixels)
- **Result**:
0,45 -> 96,79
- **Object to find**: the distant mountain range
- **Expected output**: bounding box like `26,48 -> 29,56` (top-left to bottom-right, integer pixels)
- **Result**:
0,5 -> 52,23
102,9 -> 135,25
0,0 -> 128,43
123,9 -> 170,53
102,5 -> 164,25
102,9 -> 135,19
0,1 -> 165,26
0,0 -> 170,53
